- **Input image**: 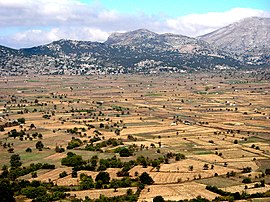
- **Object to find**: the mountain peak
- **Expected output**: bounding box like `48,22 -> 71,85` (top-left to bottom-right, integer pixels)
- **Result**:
105,29 -> 158,46
199,17 -> 270,65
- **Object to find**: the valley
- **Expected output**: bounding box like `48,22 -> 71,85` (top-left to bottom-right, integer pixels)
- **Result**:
0,69 -> 270,201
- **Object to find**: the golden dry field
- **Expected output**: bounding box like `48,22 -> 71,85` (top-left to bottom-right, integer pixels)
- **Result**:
0,70 -> 270,201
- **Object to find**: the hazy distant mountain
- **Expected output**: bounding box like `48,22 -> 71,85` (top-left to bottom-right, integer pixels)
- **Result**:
1,17 -> 269,76
199,17 -> 270,65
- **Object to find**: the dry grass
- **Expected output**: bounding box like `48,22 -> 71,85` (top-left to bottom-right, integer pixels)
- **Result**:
221,183 -> 270,194
0,73 -> 270,202
56,175 -> 79,186
44,152 -> 66,160
138,182 -> 219,202
67,187 -> 137,199
129,166 -> 154,177
30,167 -> 72,182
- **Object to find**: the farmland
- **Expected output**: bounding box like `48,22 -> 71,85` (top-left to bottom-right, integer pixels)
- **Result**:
0,69 -> 270,202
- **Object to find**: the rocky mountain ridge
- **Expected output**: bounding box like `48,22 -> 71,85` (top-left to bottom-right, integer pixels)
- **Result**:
0,17 -> 269,75
199,17 -> 270,65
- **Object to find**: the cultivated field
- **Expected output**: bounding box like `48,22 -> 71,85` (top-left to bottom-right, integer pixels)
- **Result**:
0,70 -> 270,201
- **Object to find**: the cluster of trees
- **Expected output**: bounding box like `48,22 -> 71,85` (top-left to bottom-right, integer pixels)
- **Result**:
85,138 -> 123,151
1,154 -> 55,180
242,167 -> 252,173
8,129 -> 25,138
114,147 -> 133,157
61,152 -> 84,167
0,154 -> 58,202
14,180 -> 66,202
206,185 -> 270,201
42,114 -> 51,119
78,170 -> 153,191
67,138 -> 83,149
55,145 -> 65,153
7,129 -> 43,141
71,188 -> 138,202
17,118 -> 26,124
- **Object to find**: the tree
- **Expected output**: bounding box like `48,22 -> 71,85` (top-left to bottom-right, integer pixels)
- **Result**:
59,171 -> 68,178
25,147 -> 32,152
119,148 -> 131,157
115,128 -> 121,136
265,168 -> 270,175
99,123 -> 105,128
153,195 -> 165,202
17,118 -> 25,124
242,177 -> 252,183
137,156 -> 147,167
80,174 -> 95,190
110,179 -> 119,192
203,164 -> 209,170
95,171 -> 110,184
55,146 -> 65,153
21,186 -> 47,199
30,123 -> 36,129
175,153 -> 185,161
0,179 -> 15,202
0,125 -> 4,131
67,138 -> 82,149
72,170 -> 78,178
31,172 -> 37,178
1,165 -> 9,178
61,152 -> 84,167
90,155 -> 98,169
139,172 -> 154,185
242,167 -> 252,173
35,141 -> 44,151
10,154 -> 22,168
260,179 -> 265,187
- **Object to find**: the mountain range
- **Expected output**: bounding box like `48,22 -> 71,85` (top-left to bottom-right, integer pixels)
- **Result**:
0,17 -> 269,75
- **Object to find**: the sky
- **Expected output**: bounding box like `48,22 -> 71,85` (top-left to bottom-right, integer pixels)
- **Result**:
0,0 -> 269,48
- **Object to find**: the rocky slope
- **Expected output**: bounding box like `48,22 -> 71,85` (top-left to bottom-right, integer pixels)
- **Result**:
199,17 -> 270,65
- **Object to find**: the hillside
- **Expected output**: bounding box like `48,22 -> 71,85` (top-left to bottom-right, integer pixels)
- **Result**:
199,17 -> 270,65
1,17 -> 270,76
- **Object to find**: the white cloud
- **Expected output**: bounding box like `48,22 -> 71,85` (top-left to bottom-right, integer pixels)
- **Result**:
165,8 -> 270,36
0,0 -> 269,48
4,27 -> 109,48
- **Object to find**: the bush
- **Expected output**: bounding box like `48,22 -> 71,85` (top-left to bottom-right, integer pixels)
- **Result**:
59,171 -> 68,178
265,168 -> 270,175
95,171 -> 110,184
153,196 -> 165,202
35,141 -> 44,151
79,174 -> 94,190
119,148 -> 131,157
72,170 -> 77,178
22,186 -> 47,199
17,118 -> 26,124
67,138 -> 82,149
139,172 -> 154,185
0,179 -> 15,202
242,167 -> 252,173
31,172 -> 37,178
61,153 -> 85,167
242,177 -> 252,183
0,125 -> 4,131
